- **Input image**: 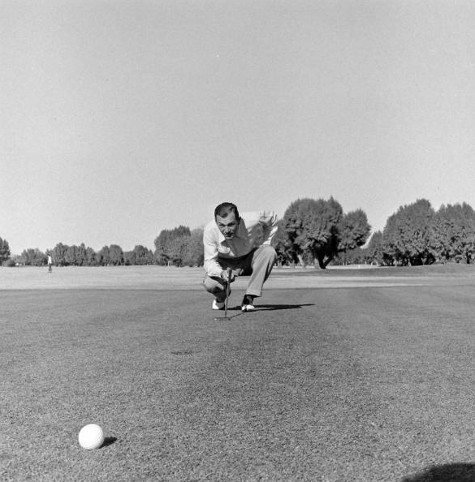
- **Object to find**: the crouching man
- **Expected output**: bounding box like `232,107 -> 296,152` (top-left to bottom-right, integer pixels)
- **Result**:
203,202 -> 278,312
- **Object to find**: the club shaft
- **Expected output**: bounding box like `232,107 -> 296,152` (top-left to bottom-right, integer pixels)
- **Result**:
225,269 -> 231,318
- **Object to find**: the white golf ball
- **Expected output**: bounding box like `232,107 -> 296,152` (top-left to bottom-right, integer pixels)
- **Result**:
78,424 -> 104,450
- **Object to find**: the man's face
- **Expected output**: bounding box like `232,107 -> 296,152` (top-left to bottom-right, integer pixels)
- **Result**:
216,211 -> 239,240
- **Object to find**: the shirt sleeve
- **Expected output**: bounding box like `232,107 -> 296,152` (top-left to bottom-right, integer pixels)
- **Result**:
203,226 -> 224,277
259,211 -> 279,245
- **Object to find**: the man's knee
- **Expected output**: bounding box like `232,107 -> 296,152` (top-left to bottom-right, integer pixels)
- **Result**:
260,245 -> 277,263
203,275 -> 224,294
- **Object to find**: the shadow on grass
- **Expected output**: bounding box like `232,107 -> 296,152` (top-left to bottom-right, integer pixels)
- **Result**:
256,303 -> 315,311
211,303 -> 315,321
402,463 -> 475,482
226,303 -> 314,312
101,437 -> 117,448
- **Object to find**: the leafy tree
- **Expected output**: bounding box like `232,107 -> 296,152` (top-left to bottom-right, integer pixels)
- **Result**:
75,243 -> 87,266
109,245 -> 124,265
272,221 -> 298,266
382,199 -> 435,266
52,243 -> 68,266
169,236 -> 190,267
282,197 -> 344,269
430,203 -> 475,264
282,198 -> 371,268
154,226 -> 191,266
97,246 -> 110,266
20,248 -> 46,266
124,245 -> 154,265
0,237 -> 11,263
136,245 -> 154,265
182,229 -> 204,267
85,247 -> 96,266
338,209 -> 371,255
124,251 -> 133,265
65,245 -> 77,266
380,214 -> 400,265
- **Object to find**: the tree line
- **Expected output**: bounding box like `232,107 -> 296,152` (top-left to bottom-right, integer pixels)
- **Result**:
0,228 -> 205,268
1,243 -> 156,267
364,199 -> 475,266
2,197 -> 475,268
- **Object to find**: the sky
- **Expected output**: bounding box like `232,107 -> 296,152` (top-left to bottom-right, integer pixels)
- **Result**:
2,0 -> 475,254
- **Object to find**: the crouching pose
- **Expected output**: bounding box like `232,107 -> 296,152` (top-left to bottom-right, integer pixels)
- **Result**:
203,202 -> 278,312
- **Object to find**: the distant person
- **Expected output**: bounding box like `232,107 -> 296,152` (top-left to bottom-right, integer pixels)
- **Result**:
47,255 -> 53,273
203,202 -> 278,312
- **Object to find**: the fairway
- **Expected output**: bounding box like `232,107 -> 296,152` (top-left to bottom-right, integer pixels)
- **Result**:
2,266 -> 475,481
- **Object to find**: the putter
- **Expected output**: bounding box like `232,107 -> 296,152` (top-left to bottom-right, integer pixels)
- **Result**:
214,268 -> 232,321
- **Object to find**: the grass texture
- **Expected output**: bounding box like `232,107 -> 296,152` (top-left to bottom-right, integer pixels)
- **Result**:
1,266 -> 475,481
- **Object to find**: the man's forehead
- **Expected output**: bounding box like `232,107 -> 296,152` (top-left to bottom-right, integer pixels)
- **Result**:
216,212 -> 237,224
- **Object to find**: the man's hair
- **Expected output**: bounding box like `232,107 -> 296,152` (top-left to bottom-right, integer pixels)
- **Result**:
214,202 -> 240,221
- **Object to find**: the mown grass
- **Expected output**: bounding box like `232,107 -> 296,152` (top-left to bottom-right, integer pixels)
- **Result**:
1,268 -> 475,481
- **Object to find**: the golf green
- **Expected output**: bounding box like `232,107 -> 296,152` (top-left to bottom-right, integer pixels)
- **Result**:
1,266 -> 475,481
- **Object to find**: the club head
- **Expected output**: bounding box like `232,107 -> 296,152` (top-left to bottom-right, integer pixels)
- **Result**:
214,316 -> 232,321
